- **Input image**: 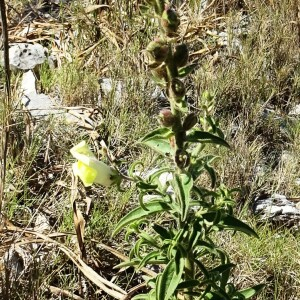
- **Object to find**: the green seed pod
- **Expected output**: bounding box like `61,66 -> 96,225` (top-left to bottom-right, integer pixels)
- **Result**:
146,40 -> 169,64
159,109 -> 176,127
175,149 -> 190,169
174,44 -> 189,67
161,8 -> 180,36
183,113 -> 198,131
167,78 -> 185,102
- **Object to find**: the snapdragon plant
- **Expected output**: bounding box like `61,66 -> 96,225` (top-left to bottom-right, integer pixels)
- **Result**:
70,1 -> 264,299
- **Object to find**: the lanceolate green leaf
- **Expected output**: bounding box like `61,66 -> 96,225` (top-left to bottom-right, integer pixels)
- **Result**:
156,255 -> 184,300
178,63 -> 197,77
189,155 -> 220,181
238,284 -> 265,299
176,280 -> 200,290
142,139 -> 174,156
210,263 -> 235,275
204,164 -> 217,188
112,201 -> 171,236
132,294 -> 151,300
141,127 -> 173,141
138,251 -> 161,270
153,224 -> 172,240
201,213 -> 258,238
205,291 -> 227,300
186,131 -> 230,148
222,215 -> 259,238
173,173 -> 193,222
140,127 -> 175,156
115,259 -> 140,269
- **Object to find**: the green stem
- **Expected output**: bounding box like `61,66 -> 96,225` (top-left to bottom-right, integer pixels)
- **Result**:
184,253 -> 194,300
165,44 -> 178,79
155,0 -> 165,15
160,9 -> 195,299
165,46 -> 185,166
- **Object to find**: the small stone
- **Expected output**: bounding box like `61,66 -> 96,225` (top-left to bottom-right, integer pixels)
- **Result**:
98,78 -> 123,106
2,43 -> 48,70
21,70 -> 63,119
253,193 -> 300,229
289,104 -> 300,116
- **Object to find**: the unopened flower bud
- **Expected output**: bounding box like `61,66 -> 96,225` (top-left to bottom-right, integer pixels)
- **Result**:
146,40 -> 169,64
183,113 -> 198,131
174,44 -> 189,67
167,78 -> 185,102
159,109 -> 176,127
161,8 -> 180,36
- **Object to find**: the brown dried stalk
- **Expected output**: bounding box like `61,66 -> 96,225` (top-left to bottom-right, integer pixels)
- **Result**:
0,0 -> 10,215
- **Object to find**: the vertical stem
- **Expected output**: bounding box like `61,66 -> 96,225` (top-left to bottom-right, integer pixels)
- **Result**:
165,48 -> 185,159
164,41 -> 194,300
165,46 -> 178,81
155,0 -> 165,15
156,3 -> 195,299
0,0 -> 10,97
0,0 -> 10,215
184,255 -> 194,300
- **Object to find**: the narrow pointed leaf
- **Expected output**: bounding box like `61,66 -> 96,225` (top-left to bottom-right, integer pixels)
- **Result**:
112,201 -> 171,236
238,284 -> 265,299
141,127 -> 173,142
205,292 -> 227,300
186,131 -> 230,148
204,164 -> 217,188
172,173 -> 193,222
222,215 -> 259,238
177,280 -> 200,290
156,255 -> 184,300
210,263 -> 235,274
153,224 -> 172,240
142,139 -> 174,156
178,64 -> 197,77
140,128 -> 175,156
132,294 -> 151,300
138,251 -> 161,270
137,182 -> 159,190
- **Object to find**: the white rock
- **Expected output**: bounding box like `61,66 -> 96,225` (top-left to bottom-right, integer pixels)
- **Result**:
98,78 -> 123,105
21,69 -> 37,95
7,43 -> 47,70
22,92 -> 63,118
34,212 -> 51,233
21,70 -> 63,118
253,194 -> 300,227
289,104 -> 300,116
4,246 -> 32,278
151,86 -> 166,100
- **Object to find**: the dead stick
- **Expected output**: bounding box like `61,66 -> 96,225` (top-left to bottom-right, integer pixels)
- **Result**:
0,0 -> 10,96
0,0 -> 10,214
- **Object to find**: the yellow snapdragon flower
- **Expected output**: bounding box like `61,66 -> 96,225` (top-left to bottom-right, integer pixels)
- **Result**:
70,141 -> 116,187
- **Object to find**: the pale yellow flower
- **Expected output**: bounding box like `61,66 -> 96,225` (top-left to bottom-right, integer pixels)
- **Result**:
70,141 -> 115,187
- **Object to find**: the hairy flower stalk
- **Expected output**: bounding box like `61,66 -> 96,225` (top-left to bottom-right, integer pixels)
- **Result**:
155,5 -> 195,300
